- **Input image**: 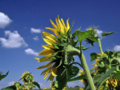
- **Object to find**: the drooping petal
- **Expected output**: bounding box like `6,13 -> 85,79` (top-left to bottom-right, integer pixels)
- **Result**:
36,61 -> 53,69
44,65 -> 53,79
38,49 -> 55,55
42,45 -> 55,50
42,32 -> 55,38
50,19 -> 57,29
35,56 -> 53,62
51,67 -> 57,77
66,18 -> 70,32
42,37 -> 54,45
47,73 -> 54,81
42,32 -> 59,42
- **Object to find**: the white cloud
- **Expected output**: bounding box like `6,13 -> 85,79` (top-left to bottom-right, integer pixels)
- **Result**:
67,82 -> 84,87
0,12 -> 12,28
38,82 -> 46,89
113,45 -> 120,51
25,48 -> 39,56
8,81 -> 15,86
31,28 -> 42,33
96,29 -> 103,38
33,36 -> 39,41
0,31 -> 28,48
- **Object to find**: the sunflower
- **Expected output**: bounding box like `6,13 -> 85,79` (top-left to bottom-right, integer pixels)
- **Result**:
91,52 -> 107,75
35,15 -> 78,81
21,71 -> 34,84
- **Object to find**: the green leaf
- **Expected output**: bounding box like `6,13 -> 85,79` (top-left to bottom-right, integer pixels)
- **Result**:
32,81 -> 41,90
75,45 -> 94,51
102,32 -> 115,37
116,51 -> 120,58
0,71 -> 9,81
96,66 -> 116,90
1,85 -> 16,90
75,30 -> 94,43
88,37 -> 99,42
112,71 -> 120,80
67,69 -> 94,82
90,53 -> 98,62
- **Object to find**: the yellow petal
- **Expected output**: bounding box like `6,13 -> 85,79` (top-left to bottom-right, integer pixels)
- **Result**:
42,32 -> 56,40
44,66 -> 53,79
42,37 -> 57,45
35,56 -> 53,62
47,73 -> 54,81
61,18 -> 67,31
66,18 -> 70,32
42,32 -> 59,43
38,49 -> 55,55
36,61 -> 53,69
88,27 -> 92,30
42,45 -> 55,50
50,19 -> 57,29
51,67 -> 57,77
58,18 -> 64,34
45,27 -> 56,34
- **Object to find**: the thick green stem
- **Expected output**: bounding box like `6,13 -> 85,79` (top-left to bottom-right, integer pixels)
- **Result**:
97,38 -> 103,54
79,52 -> 96,90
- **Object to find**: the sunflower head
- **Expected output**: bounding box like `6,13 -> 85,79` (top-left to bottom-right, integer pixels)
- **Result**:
21,71 -> 34,84
13,82 -> 22,88
35,15 -> 78,81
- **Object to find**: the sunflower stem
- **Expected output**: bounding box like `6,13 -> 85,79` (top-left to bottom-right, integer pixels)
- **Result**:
97,38 -> 103,54
79,41 -> 96,90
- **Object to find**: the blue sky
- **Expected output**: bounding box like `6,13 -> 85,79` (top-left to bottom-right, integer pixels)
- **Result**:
0,0 -> 120,89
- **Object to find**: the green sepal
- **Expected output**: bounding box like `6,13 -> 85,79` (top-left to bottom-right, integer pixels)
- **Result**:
1,85 -> 16,90
0,71 -> 9,81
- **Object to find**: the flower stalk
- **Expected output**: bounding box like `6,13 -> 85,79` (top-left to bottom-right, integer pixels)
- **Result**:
79,45 -> 96,90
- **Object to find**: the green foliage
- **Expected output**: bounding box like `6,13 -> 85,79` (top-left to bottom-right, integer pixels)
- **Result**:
0,71 -> 9,81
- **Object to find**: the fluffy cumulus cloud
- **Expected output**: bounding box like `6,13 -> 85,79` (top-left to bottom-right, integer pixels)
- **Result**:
25,48 -> 39,56
0,31 -> 28,48
33,36 -> 39,41
113,45 -> 120,51
96,29 -> 103,38
31,28 -> 42,33
0,12 -> 12,28
8,81 -> 15,86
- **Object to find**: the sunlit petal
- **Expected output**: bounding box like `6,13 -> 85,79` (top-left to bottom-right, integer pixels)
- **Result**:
66,18 -> 70,32
58,18 -> 64,33
61,18 -> 67,31
50,19 -> 57,29
36,61 -> 53,69
38,49 -> 55,55
45,27 -> 59,37
44,65 -> 53,79
42,45 -> 55,50
47,73 -> 54,81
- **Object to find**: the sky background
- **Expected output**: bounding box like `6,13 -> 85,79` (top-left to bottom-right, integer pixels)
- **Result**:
0,0 -> 120,89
